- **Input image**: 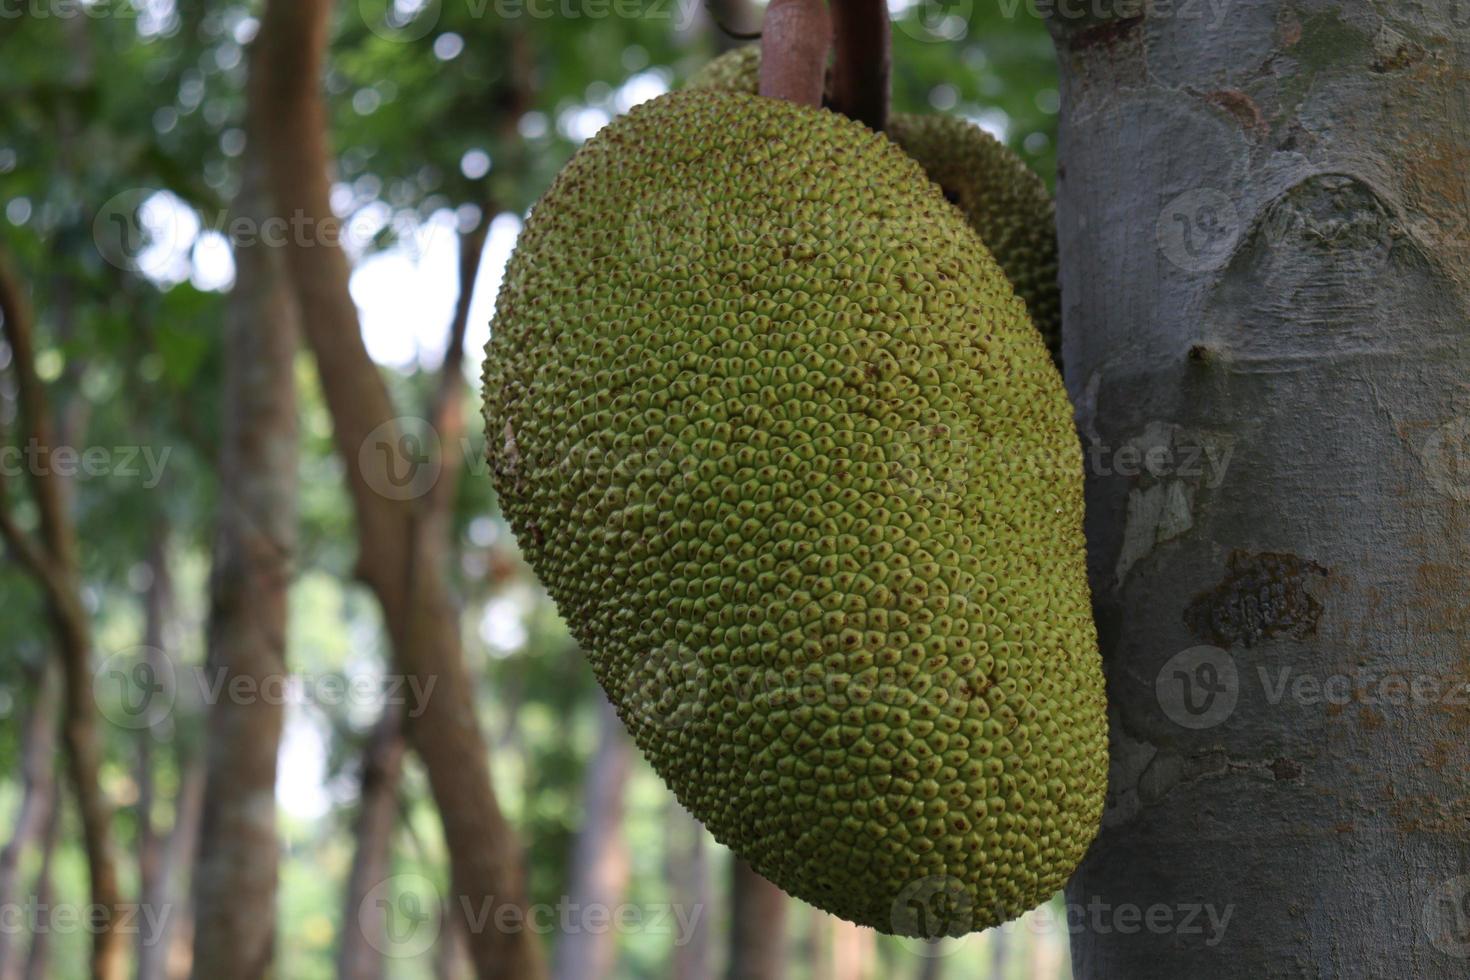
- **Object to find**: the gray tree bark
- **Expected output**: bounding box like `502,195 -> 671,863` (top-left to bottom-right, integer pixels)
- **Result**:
1050,3 -> 1470,977
551,692 -> 635,980
190,49 -> 299,976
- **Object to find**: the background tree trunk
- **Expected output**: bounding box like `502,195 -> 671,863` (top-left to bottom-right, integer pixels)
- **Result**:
0,663 -> 58,980
726,860 -> 786,980
0,248 -> 126,980
336,216 -> 491,979
1050,3 -> 1470,976
666,804 -> 710,980
551,692 -> 635,980
337,710 -> 407,980
252,3 -> 543,976
135,530 -> 173,980
190,71 -> 300,976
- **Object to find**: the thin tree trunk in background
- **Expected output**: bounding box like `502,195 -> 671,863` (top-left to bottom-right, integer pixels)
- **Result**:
0,247 -> 126,980
807,913 -> 829,980
337,709 -> 407,980
434,903 -> 473,980
136,530 -> 172,980
21,787 -> 60,980
988,929 -> 1007,980
1050,4 -> 1470,976
337,215 -> 491,978
158,754 -> 204,980
913,943 -> 942,980
0,663 -> 59,980
253,5 -> 542,976
726,860 -> 786,980
551,693 -> 635,980
189,61 -> 300,975
667,804 -> 710,980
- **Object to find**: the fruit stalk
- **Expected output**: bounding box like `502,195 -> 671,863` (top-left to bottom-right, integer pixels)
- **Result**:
830,0 -> 891,131
758,0 -> 831,108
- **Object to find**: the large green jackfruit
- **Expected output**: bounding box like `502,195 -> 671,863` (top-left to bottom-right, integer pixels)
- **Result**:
482,90 -> 1106,935
689,46 -> 1061,364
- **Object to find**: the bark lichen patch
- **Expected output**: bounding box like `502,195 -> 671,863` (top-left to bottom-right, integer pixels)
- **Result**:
1185,550 -> 1328,648
1370,25 -> 1426,73
1198,89 -> 1269,140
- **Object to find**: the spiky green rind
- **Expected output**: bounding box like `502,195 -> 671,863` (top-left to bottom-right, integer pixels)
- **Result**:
688,47 -> 1062,364
482,90 -> 1105,935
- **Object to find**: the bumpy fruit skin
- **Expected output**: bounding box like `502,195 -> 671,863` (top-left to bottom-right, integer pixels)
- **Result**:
483,90 -> 1106,935
688,46 -> 1061,364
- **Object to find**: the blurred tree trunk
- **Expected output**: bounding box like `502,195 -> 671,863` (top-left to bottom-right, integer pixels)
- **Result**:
726,860 -> 786,980
1050,3 -> 1470,977
667,804 -> 710,980
253,3 -> 543,977
158,754 -> 205,980
21,787 -> 60,980
989,929 -> 1007,980
551,692 -> 635,980
190,58 -> 300,976
135,530 -> 173,980
0,662 -> 58,980
913,942 -> 943,980
0,248 -> 126,980
338,213 -> 490,978
337,710 -> 407,980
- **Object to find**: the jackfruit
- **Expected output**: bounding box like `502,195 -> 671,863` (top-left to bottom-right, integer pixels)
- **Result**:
482,90 -> 1106,935
689,46 -> 1061,365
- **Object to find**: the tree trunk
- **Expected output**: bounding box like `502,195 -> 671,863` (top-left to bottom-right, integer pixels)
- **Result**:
0,246 -> 126,980
667,804 -> 710,980
551,693 -> 635,980
157,753 -> 205,980
337,214 -> 491,977
726,860 -> 786,980
337,710 -> 407,980
21,787 -> 60,980
1050,4 -> 1470,976
252,4 -> 542,977
0,663 -> 59,980
190,57 -> 299,976
136,530 -> 173,980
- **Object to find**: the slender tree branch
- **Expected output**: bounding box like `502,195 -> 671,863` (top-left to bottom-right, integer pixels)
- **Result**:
0,244 -> 125,980
759,0 -> 831,108
830,0 -> 890,130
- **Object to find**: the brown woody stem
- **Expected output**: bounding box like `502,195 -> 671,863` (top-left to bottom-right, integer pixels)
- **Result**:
759,0 -> 831,108
830,0 -> 891,130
